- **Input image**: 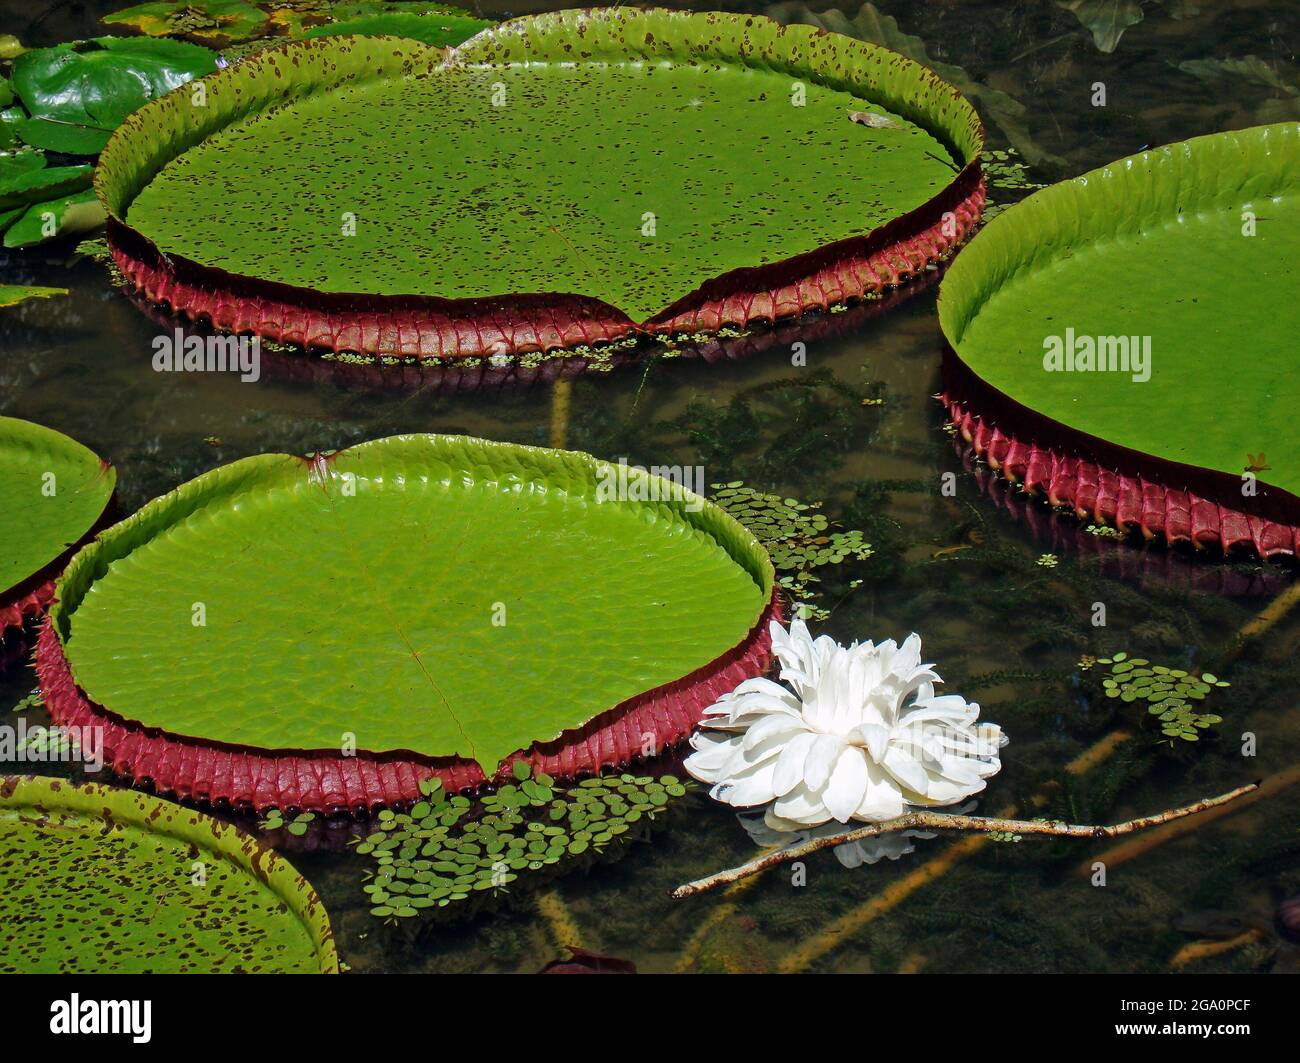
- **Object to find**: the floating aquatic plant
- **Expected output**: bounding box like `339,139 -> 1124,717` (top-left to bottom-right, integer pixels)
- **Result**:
9,37 -> 217,155
0,153 -> 102,249
940,124 -> 1300,558
0,283 -> 67,307
7,688 -> 78,759
105,0 -> 271,41
710,482 -> 872,621
352,763 -> 690,922
1089,651 -> 1228,744
0,776 -> 338,973
8,687 -> 43,714
0,154 -> 91,211
97,8 -> 984,358
74,236 -> 112,262
104,0 -> 487,45
259,808 -> 317,836
0,417 -> 115,635
981,147 -> 1046,221
0,35 -> 215,246
41,434 -> 773,810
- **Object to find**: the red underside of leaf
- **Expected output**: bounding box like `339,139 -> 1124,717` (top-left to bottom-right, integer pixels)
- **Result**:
107,166 -> 984,359
37,591 -> 783,813
0,578 -> 56,640
942,393 -> 1300,559
952,436 -> 1295,598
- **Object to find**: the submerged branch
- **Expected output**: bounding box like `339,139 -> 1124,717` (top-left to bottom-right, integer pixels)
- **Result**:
671,782 -> 1259,899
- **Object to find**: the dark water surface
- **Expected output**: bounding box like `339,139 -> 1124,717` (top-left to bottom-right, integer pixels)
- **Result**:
2,0 -> 1299,973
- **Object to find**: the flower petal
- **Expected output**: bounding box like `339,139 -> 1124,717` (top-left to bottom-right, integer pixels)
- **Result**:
803,733 -> 843,791
772,782 -> 831,827
823,747 -> 870,823
772,731 -> 818,797
855,759 -> 907,821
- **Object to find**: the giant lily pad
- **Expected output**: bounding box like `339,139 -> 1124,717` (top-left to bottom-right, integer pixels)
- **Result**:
939,123 -> 1300,556
41,434 -> 777,810
0,418 -> 114,635
102,1 -> 482,43
104,0 -> 270,42
96,8 -> 984,359
0,775 -> 338,972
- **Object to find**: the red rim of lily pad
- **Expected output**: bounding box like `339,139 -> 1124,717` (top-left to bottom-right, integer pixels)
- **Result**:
119,254 -> 940,394
1,574 -> 60,641
951,431 -> 1295,599
37,593 -> 781,813
97,10 -> 986,360
941,356 -> 1300,558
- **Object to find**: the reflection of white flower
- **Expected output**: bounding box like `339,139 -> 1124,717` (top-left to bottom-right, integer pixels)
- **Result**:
737,812 -> 935,868
685,620 -> 1006,832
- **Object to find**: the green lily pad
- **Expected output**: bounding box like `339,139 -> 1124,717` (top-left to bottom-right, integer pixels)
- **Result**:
327,1 -> 473,14
0,417 -> 115,599
0,163 -> 93,211
0,152 -> 45,179
0,153 -> 98,242
298,11 -> 491,46
100,9 -> 981,325
0,283 -> 68,307
52,434 -> 772,776
0,776 -> 338,973
3,187 -> 106,247
104,0 -> 270,42
12,36 -> 218,155
0,108 -> 24,150
939,124 -> 1300,499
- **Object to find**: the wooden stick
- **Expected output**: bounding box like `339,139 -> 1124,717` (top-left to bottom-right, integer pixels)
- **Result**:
671,782 -> 1258,899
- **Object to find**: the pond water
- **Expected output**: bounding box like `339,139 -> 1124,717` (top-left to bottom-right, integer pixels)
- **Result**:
2,0 -> 1298,973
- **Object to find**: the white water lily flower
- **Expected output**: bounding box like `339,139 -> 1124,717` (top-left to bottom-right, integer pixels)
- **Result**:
685,619 -> 1006,831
